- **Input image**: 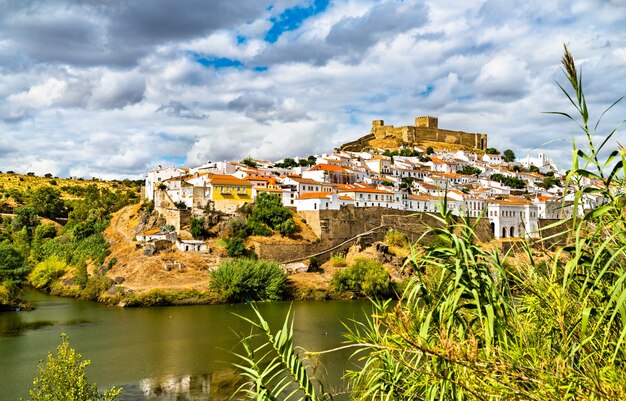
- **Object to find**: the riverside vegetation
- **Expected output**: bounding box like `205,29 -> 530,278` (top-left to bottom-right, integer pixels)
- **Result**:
14,46 -> 626,400
229,46 -> 626,400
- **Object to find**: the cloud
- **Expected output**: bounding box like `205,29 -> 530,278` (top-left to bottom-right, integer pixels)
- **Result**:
227,92 -> 310,123
474,54 -> 531,100
1,0 -> 626,177
90,71 -> 146,109
156,101 -> 207,120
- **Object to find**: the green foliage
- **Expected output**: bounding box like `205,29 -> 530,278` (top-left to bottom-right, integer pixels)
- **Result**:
233,304 -> 332,401
73,263 -> 88,289
190,217 -> 209,239
486,147 -> 500,154
248,193 -> 296,237
329,253 -> 347,267
33,223 -> 57,242
12,206 -> 40,237
28,186 -> 65,218
385,229 -> 408,247
529,165 -> 540,173
503,148 -> 516,162
241,156 -> 258,168
0,241 -> 28,303
457,165 -> 482,176
23,334 -> 121,401
538,176 -> 561,189
29,256 -> 68,289
490,173 -> 526,189
426,146 -> 434,155
224,237 -> 247,257
274,157 -> 299,168
331,257 -> 392,298
81,275 -> 114,301
209,258 -> 287,303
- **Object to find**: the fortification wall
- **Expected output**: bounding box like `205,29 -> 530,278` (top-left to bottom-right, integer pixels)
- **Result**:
252,207 -> 494,263
370,116 -> 487,150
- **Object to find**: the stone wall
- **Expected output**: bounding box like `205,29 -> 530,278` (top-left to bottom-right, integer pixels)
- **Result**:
252,207 -> 494,263
154,190 -> 191,231
370,116 -> 487,150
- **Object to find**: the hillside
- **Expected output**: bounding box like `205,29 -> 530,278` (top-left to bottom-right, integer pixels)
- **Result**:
0,172 -> 141,210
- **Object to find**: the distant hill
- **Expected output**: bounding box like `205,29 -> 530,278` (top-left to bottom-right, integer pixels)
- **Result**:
0,172 -> 141,210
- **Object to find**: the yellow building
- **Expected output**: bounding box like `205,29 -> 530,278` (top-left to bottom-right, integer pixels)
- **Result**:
207,174 -> 253,214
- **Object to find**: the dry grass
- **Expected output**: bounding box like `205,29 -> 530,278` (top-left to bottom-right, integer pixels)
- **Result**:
104,204 -> 216,293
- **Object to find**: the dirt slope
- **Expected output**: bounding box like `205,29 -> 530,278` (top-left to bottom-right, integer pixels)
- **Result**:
104,204 -> 219,293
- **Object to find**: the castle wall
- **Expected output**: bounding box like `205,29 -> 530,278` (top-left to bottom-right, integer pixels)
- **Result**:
370,116 -> 487,150
252,207 -> 493,263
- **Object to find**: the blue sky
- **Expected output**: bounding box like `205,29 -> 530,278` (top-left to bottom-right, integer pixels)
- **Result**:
1,0 -> 626,178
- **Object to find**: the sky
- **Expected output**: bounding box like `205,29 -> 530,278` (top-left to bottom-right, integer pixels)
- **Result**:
1,0 -> 626,179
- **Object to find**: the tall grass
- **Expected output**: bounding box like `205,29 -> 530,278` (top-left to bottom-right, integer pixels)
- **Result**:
232,45 -> 626,400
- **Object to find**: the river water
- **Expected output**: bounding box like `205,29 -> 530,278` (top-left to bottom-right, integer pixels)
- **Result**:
0,290 -> 372,400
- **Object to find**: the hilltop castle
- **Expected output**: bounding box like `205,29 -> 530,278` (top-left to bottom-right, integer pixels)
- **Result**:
341,116 -> 488,152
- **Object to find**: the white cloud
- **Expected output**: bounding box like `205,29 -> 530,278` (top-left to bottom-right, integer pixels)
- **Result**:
1,0 -> 625,177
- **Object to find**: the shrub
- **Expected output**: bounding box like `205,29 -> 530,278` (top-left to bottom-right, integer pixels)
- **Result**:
331,257 -> 392,298
29,256 -> 68,289
190,217 -> 209,239
81,275 -> 114,301
209,258 -> 286,303
27,334 -> 121,401
224,237 -> 247,257
330,253 -> 347,267
385,229 -> 408,247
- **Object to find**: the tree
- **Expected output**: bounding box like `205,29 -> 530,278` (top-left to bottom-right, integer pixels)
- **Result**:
25,334 -> 121,401
426,146 -> 434,155
29,186 -> 65,218
241,157 -> 258,168
503,149 -> 516,162
12,206 -> 40,237
486,147 -> 500,154
190,217 -> 209,239
457,165 -> 481,176
0,241 -> 28,303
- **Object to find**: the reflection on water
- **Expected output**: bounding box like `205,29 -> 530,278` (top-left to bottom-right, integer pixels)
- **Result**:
0,317 -> 94,337
120,371 -> 244,401
0,290 -> 369,401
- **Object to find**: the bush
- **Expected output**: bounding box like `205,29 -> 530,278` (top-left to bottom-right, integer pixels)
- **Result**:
29,256 -> 68,289
190,217 -> 209,239
27,334 -> 121,401
331,257 -> 392,298
224,237 -> 247,257
209,258 -> 287,303
81,275 -> 114,301
385,229 -> 408,248
330,253 -> 347,267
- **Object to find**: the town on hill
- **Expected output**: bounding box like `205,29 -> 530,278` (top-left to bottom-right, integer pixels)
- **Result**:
142,114 -> 591,257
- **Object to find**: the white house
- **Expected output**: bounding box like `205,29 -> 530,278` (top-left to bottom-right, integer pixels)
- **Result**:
487,197 -> 539,239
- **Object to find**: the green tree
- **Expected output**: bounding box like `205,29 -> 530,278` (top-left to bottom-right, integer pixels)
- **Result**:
486,147 -> 500,154
0,241 -> 28,303
503,149 -> 516,162
426,146 -> 434,155
190,217 -> 209,239
24,334 -> 121,401
457,165 -> 482,176
12,206 -> 40,237
241,157 -> 258,168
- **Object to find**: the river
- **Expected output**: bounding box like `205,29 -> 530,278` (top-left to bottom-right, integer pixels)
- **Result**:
0,290 -> 372,400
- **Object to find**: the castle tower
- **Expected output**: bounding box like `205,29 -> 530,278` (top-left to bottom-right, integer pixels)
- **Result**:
415,116 -> 438,128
